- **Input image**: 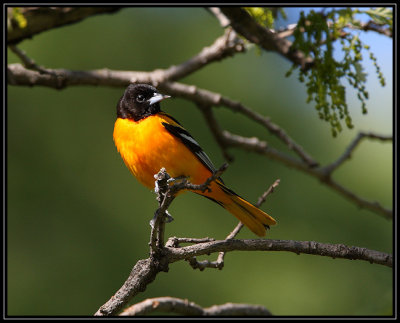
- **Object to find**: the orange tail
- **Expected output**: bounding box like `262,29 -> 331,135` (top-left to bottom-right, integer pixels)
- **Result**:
197,181 -> 276,237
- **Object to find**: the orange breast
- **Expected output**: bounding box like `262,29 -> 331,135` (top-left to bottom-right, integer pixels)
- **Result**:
113,114 -> 211,189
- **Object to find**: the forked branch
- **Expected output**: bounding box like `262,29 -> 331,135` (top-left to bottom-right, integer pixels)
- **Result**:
95,169 -> 392,316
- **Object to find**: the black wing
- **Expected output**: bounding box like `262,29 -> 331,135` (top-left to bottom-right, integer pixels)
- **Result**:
162,122 -> 218,174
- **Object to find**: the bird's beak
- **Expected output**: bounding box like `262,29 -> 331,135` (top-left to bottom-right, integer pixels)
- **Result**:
148,93 -> 171,105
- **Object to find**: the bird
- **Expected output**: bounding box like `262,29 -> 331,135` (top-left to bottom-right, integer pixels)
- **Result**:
113,83 -> 276,236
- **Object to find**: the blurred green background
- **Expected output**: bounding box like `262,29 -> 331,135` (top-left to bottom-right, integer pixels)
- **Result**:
7,7 -> 393,316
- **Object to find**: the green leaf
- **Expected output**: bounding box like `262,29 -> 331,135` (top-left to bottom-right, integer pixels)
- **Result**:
12,7 -> 27,29
354,62 -> 366,83
364,7 -> 393,26
285,7 -> 387,137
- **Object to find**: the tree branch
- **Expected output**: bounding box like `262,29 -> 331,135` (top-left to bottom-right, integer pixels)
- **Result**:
94,258 -> 168,316
221,130 -> 393,219
218,7 -> 314,71
95,169 -> 392,316
150,164 -> 229,257
8,63 -> 391,219
200,105 -> 234,162
182,178 -> 280,271
7,8 -> 392,317
217,8 -> 392,73
8,63 -> 392,219
159,82 -> 319,167
207,7 -> 231,28
7,61 -> 317,167
7,26 -> 245,87
274,19 -> 392,41
7,13 -> 391,221
7,7 -> 121,44
165,238 -> 393,268
120,296 -> 272,316
8,45 -> 52,74
161,28 -> 246,82
347,20 -> 392,37
321,132 -> 393,176
96,236 -> 391,316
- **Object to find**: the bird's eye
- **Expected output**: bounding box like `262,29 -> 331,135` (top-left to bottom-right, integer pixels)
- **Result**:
136,94 -> 145,103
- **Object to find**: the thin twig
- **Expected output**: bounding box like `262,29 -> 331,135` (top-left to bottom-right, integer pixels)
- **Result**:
321,132 -> 393,176
8,45 -> 51,74
169,163 -> 229,194
207,7 -> 231,28
256,179 -> 281,208
200,105 -> 234,162
210,178 -> 281,270
346,20 -> 392,37
224,222 -> 244,240
160,28 -> 245,83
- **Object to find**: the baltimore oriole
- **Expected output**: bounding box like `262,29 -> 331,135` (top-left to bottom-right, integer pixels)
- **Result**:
113,84 -> 276,236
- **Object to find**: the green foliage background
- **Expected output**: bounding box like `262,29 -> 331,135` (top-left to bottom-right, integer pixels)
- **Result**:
7,8 -> 393,316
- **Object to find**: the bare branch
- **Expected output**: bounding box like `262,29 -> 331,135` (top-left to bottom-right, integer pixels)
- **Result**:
166,239 -> 393,268
121,297 -> 204,316
7,12 -> 392,222
95,235 -> 391,316
8,25 -> 245,87
219,7 -> 314,71
8,62 -> 317,165
95,169 -> 391,316
150,164 -> 229,255
7,7 -> 121,44
255,179 -> 281,208
120,296 -> 272,316
96,167 -> 228,316
209,178 -> 281,270
7,63 -> 132,89
207,7 -> 231,28
321,132 -> 393,176
173,163 -> 228,193
161,28 -> 246,82
166,237 -> 216,247
8,45 -> 52,75
94,258 -> 168,316
162,83 -> 318,167
9,62 -> 391,218
322,178 -> 393,220
205,302 -> 272,316
224,222 -> 244,241
221,130 -> 392,219
8,8 -> 392,317
150,168 -> 172,253
200,105 -> 234,162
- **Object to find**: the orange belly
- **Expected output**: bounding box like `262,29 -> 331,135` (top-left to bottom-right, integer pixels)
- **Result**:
113,115 -> 211,189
